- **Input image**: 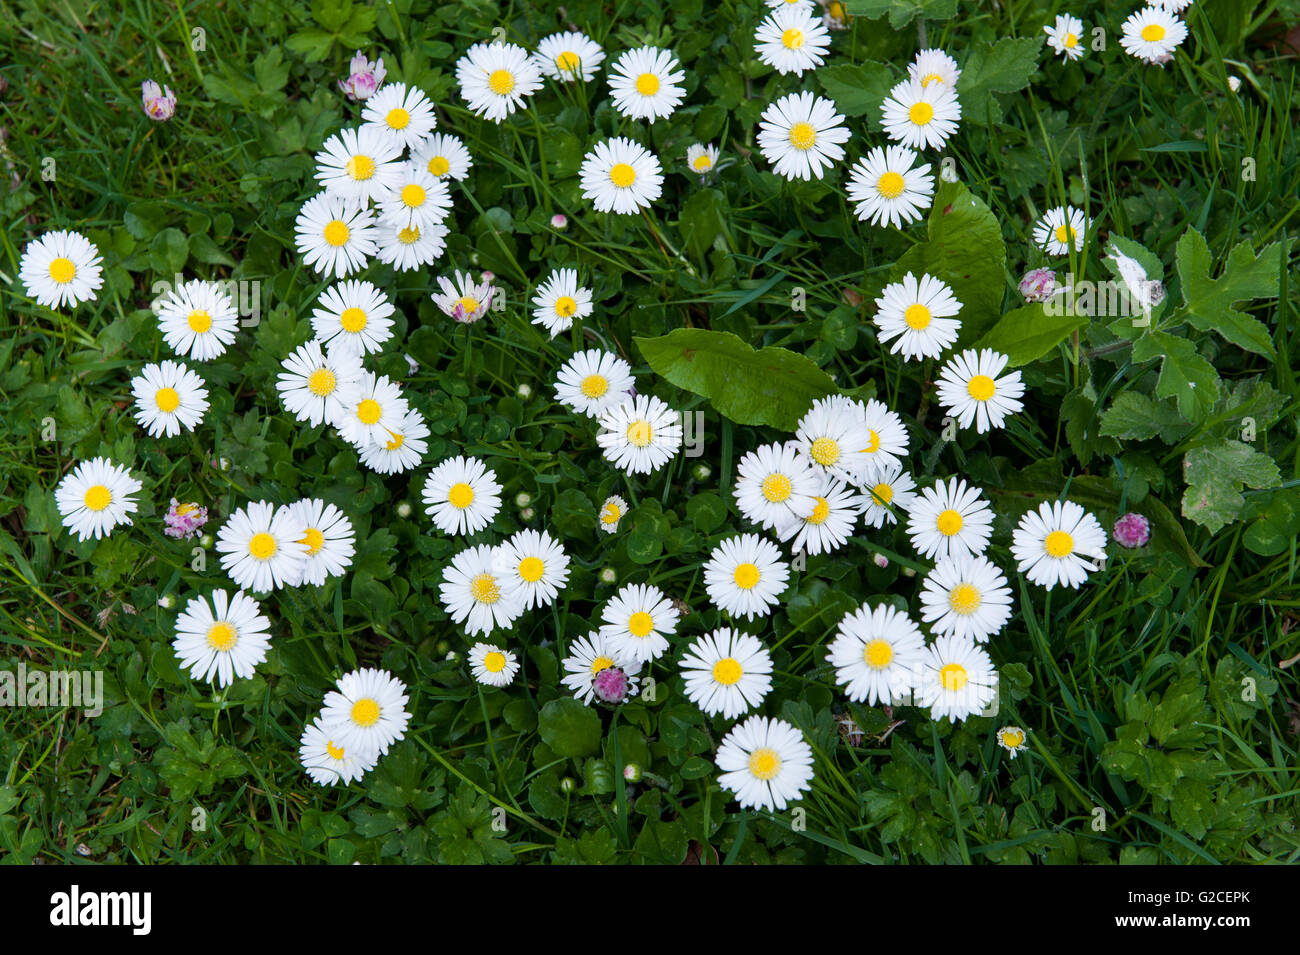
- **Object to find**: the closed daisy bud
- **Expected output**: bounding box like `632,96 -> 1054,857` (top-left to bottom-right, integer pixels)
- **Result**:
1018,268 -> 1058,303
517,382 -> 533,399
562,631 -> 641,704
396,501 -> 413,519
141,79 -> 177,120
599,567 -> 617,584
622,762 -> 642,783
550,214 -> 568,229
1112,512 -> 1151,549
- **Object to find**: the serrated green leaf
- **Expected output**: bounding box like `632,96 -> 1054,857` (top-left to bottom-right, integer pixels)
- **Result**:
958,37 -> 1043,125
1131,330 -> 1220,421
1098,391 -> 1191,443
844,0 -> 957,28
1182,439 -> 1282,534
1170,228 -> 1287,357
816,61 -> 896,122
975,303 -> 1087,366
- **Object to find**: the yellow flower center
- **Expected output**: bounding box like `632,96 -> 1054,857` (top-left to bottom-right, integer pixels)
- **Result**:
323,219 -> 350,247
176,503 -> 196,516
904,303 -> 931,329
206,622 -> 237,651
871,483 -> 893,505
1044,530 -> 1074,557
1064,33 -> 1079,48
398,226 -> 421,244
187,309 -> 212,333
748,748 -> 781,780
385,431 -> 405,450
340,307 -> 367,333
939,662 -> 968,691
626,419 -> 653,448
761,473 -> 792,502
936,508 -> 963,536
326,740 -> 345,760
484,651 -> 507,673
301,527 -> 325,555
920,72 -> 944,87
351,698 -> 380,727
863,639 -> 893,669
610,162 -> 636,188
457,296 -> 480,315
601,502 -> 621,524
427,156 -> 450,177
590,655 -> 615,675
248,532 -> 277,560
554,295 -> 577,318
556,51 -> 580,72
788,121 -> 816,150
909,102 -> 934,126
346,154 -> 376,181
470,573 -> 501,603
628,611 -> 654,637
83,484 -> 112,512
807,496 -> 830,525
357,399 -> 382,425
948,582 -> 982,615
580,374 -> 608,398
386,107 -> 410,130
635,73 -> 660,96
712,657 -> 743,685
693,154 -> 713,171
782,28 -> 804,49
967,374 -> 996,401
877,170 -> 906,198
307,368 -> 336,396
154,387 -> 180,413
401,183 -> 426,208
1054,224 -> 1076,245
733,562 -> 761,590
448,482 -> 475,509
518,556 -> 545,582
1141,23 -> 1165,42
1001,729 -> 1025,748
48,256 -> 76,284
863,429 -> 881,453
809,436 -> 840,466
488,69 -> 515,95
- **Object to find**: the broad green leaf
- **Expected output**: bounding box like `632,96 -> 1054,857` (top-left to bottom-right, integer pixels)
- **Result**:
538,698 -> 602,758
1242,488 -> 1300,557
1181,439 -> 1282,534
634,328 -> 836,431
958,37 -> 1043,125
974,303 -> 1087,366
844,0 -> 958,28
1131,330 -> 1220,421
892,182 -> 1006,345
1169,228 -> 1287,357
1098,391 -> 1191,443
149,228 -> 189,277
677,188 -> 729,259
816,62 -> 896,122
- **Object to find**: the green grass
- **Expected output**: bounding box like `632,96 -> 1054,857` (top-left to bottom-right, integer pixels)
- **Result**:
1,0 -> 1298,864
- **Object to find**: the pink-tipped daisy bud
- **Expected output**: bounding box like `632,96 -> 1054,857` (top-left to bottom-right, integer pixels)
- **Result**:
481,271 -> 495,283
872,552 -> 889,568
623,762 -> 642,783
1018,268 -> 1058,303
141,80 -> 176,121
520,506 -> 536,520
550,214 -> 568,229
164,499 -> 208,540
1112,512 -> 1150,548
592,666 -> 630,704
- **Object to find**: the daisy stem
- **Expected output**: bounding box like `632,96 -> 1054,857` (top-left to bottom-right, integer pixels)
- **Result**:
476,683 -> 520,812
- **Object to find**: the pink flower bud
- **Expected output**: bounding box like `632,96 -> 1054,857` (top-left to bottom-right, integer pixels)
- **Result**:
1019,268 -> 1058,303
141,80 -> 177,121
1112,512 -> 1150,549
592,666 -> 630,704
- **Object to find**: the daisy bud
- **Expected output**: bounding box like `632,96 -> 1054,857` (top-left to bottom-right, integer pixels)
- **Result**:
1112,512 -> 1151,549
481,271 -> 495,283
592,666 -> 630,704
902,566 -> 916,578
872,553 -> 889,568
405,353 -> 420,375
560,776 -> 577,793
515,492 -> 532,508
516,382 -> 533,400
1018,268 -> 1058,303
141,79 -> 176,121
396,500 -> 413,519
470,252 -> 480,266
622,762 -> 642,783
444,650 -> 459,662
692,463 -> 711,481
164,499 -> 208,540
338,50 -> 387,102
217,457 -> 231,472
550,213 -> 568,229
1228,75 -> 1242,93
520,506 -> 536,520
198,534 -> 214,549
157,594 -> 176,609
599,567 -> 617,585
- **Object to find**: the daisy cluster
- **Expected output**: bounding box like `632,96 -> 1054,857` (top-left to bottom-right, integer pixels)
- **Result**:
1044,3 -> 1192,67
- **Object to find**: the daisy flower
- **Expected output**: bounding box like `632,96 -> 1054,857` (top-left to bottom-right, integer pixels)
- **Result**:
794,395 -> 876,485
18,230 -> 103,309
131,360 -> 209,438
375,219 -> 449,271
376,165 -> 453,233
156,278 -> 239,360
164,499 -> 208,540
596,394 -> 683,475
561,632 -> 641,705
294,192 -> 378,279
361,82 -> 437,152
289,498 -> 355,587
456,41 -> 543,122
598,495 -> 628,534
685,143 -> 721,177
856,399 -> 911,479
495,528 -> 570,610
579,136 -> 664,214
599,582 -> 680,665
845,145 -> 934,229
821,0 -> 850,29
766,0 -> 815,9
338,50 -> 387,101
733,441 -> 821,532
1155,0 -> 1194,11
716,715 -> 814,812
826,602 -> 927,705
680,628 -> 774,720
935,348 -> 1025,434
607,46 -> 685,122
754,5 -> 831,76
275,340 -> 365,429
172,589 -> 271,688
215,501 -> 309,593
906,477 -> 994,561
757,90 -> 849,181
531,268 -> 593,337
702,534 -> 791,621
1010,499 -> 1108,590
533,31 -> 605,82
313,125 -> 403,205
917,634 -> 998,722
358,406 -> 428,474
423,455 -> 502,536
1044,14 -> 1086,60
440,544 -> 525,636
54,457 -> 142,542
554,349 -> 635,418
299,716 -> 377,786
872,272 -> 961,360
1120,6 -> 1188,64
1033,205 -> 1088,256
881,78 -> 962,151
997,726 -> 1029,759
412,133 -> 474,181
908,48 -> 961,88
919,554 -> 1013,642
337,371 -> 410,449
775,476 -> 864,556
468,643 -> 520,688
859,462 -> 917,529
310,280 -> 397,358
432,269 -> 495,323
320,667 -> 411,759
